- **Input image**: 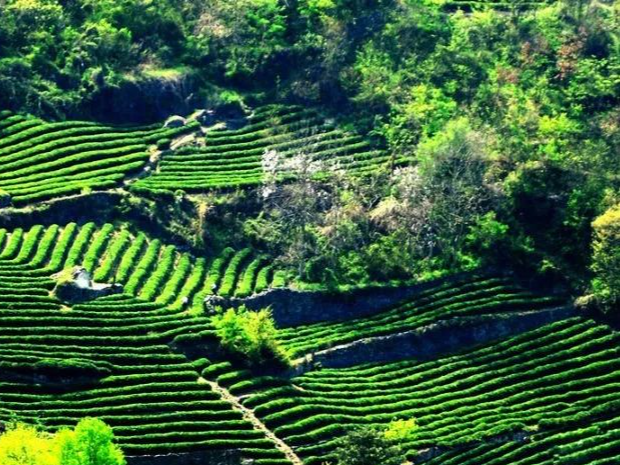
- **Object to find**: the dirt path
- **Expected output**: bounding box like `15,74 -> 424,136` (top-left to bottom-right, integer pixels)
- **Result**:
199,376 -> 303,465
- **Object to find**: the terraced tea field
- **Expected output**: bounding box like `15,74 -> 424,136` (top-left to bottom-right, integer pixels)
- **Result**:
0,111 -> 194,206
214,317 -> 620,465
0,219 -> 615,465
277,275 -> 563,357
0,223 -> 286,309
0,223 -> 293,463
0,104 -> 392,207
135,104 -> 395,193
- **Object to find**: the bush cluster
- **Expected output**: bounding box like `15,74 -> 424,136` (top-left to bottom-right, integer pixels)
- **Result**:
212,306 -> 289,367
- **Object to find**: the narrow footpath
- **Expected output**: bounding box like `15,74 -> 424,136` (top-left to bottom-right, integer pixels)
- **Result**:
199,376 -> 304,465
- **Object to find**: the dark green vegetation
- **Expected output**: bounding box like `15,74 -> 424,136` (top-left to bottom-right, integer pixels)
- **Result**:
212,307 -> 290,367
0,0 -> 619,464
0,418 -> 125,465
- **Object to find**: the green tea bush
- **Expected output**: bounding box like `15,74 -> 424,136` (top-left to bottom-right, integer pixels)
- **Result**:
156,138 -> 171,150
235,256 -> 265,297
0,189 -> 11,207
202,247 -> 235,295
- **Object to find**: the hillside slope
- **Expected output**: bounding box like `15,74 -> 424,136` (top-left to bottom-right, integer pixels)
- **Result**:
0,221 -> 615,465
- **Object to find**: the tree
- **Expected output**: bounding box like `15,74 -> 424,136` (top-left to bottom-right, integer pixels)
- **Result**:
0,423 -> 56,465
591,203 -> 620,312
0,418 -> 125,465
212,306 -> 289,367
192,0 -> 287,79
333,427 -> 403,465
371,118 -> 497,270
255,141 -> 333,279
58,418 -> 126,465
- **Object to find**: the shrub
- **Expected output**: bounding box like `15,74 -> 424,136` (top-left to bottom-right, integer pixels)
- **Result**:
218,248 -> 252,297
0,423 -> 57,465
34,358 -> 112,380
55,418 -> 126,465
212,307 -> 289,367
0,358 -> 111,387
0,189 -> 11,207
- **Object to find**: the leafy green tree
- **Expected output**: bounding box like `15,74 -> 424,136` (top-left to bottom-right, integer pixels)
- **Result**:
0,419 -> 125,465
384,418 -> 418,442
333,427 -> 403,465
192,0 -> 287,79
0,423 -> 56,465
372,118 -> 496,270
57,418 -> 125,465
212,307 -> 289,366
591,203 -> 620,312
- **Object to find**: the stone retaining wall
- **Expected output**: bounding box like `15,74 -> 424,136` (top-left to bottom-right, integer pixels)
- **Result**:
205,271 -> 490,327
0,192 -> 122,229
126,450 -> 241,465
290,306 -> 577,374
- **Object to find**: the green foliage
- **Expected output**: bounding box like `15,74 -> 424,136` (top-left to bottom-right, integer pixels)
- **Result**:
0,189 -> 11,207
32,358 -> 111,379
333,427 -> 403,465
465,211 -> 510,265
156,138 -> 171,150
0,422 -> 57,465
591,203 -> 620,312
55,418 -> 126,465
212,306 -> 289,367
0,419 -> 125,465
384,84 -> 457,150
384,418 -> 418,442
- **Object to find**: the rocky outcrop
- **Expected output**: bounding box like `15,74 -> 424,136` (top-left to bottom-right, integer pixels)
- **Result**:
198,101 -> 248,127
88,72 -> 199,124
289,306 -> 576,374
126,450 -> 242,465
53,267 -> 123,304
204,272 -> 486,327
